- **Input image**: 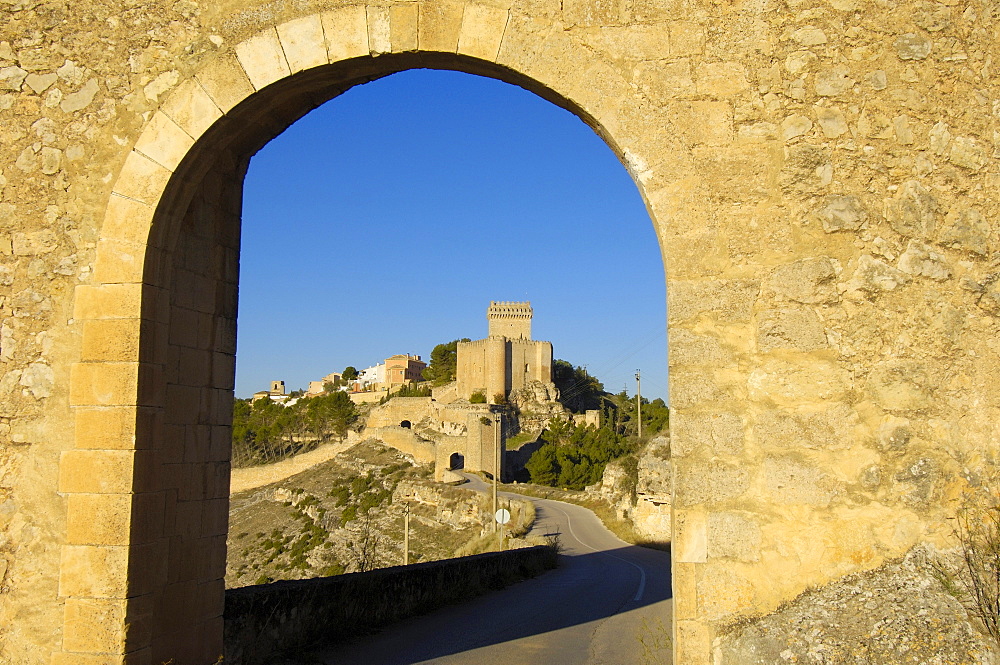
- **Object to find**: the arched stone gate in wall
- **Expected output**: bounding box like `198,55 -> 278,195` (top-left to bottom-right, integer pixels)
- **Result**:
1,1 -> 997,664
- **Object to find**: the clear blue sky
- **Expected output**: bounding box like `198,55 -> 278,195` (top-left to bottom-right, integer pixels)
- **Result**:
236,69 -> 668,401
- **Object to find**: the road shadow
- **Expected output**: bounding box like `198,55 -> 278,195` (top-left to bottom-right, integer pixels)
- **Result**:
292,542 -> 672,665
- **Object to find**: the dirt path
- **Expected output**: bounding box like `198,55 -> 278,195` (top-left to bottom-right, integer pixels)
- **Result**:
229,440 -> 356,494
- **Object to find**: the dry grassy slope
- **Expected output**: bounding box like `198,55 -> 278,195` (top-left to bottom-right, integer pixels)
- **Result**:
226,441 -> 531,588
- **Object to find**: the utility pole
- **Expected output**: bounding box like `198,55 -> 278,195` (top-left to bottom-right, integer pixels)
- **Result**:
635,370 -> 642,439
403,503 -> 410,566
492,411 -> 500,532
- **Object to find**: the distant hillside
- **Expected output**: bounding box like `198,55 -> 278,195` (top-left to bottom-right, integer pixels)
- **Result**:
226,441 -> 535,588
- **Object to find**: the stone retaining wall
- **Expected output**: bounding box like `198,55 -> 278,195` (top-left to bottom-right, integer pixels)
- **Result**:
223,545 -> 559,664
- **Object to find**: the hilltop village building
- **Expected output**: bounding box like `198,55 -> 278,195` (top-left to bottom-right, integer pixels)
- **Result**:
385,353 -> 427,389
455,301 -> 553,403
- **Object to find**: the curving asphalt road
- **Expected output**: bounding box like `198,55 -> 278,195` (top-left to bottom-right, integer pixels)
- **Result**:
310,474 -> 673,665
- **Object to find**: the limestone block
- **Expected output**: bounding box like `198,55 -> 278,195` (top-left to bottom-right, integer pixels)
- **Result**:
20,361 -> 54,398
58,545 -> 130,599
133,111 -> 194,173
458,4 -> 509,62
892,114 -> 914,144
277,15 -> 327,72
670,101 -> 732,146
672,411 -> 744,457
895,32 -> 932,60
25,71 -> 56,93
418,2 -> 463,52
112,150 -> 172,207
695,62 -> 749,97
769,257 -> 838,304
60,79 -> 99,113
234,28 -> 290,90
939,207 -> 990,256
93,239 -> 145,284
747,357 -> 849,404
40,146 -> 62,174
668,279 -> 759,324
896,240 -> 950,281
948,136 -> 988,171
669,370 -> 728,409
754,403 -> 857,452
784,50 -> 816,75
495,13 -> 548,75
75,406 -> 158,450
633,59 -> 694,98
791,26 -> 827,46
762,456 -> 835,506
867,359 -> 931,412
12,229 -> 57,255
697,565 -> 756,619
160,78 -> 222,142
818,194 -> 866,232
690,143 -> 780,201
708,512 -> 761,561
0,65 -> 27,91
80,319 -> 144,363
674,510 -> 707,562
389,4 -> 418,53
670,21 -> 705,56
67,494 -> 132,545
323,6 -> 369,61
577,24 -> 670,60
73,283 -> 147,320
101,194 -> 154,247
779,143 -> 831,194
562,0 -> 624,27
194,53 -> 255,113
675,619 -> 711,665
814,65 -> 853,97
672,561 -> 699,621
864,69 -> 888,90
780,114 -> 812,141
62,597 -> 129,654
756,306 -> 827,352
668,329 -> 734,366
674,461 -> 750,506
69,362 -> 139,407
814,106 -> 848,138
367,7 -> 391,55
844,254 -> 910,296
58,450 -> 138,494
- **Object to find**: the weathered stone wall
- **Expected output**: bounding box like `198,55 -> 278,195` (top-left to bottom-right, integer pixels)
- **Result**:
1,0 -> 998,663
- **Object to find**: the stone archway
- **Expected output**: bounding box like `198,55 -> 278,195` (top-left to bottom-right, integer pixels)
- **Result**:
61,7 -> 683,663
49,2 -> 997,664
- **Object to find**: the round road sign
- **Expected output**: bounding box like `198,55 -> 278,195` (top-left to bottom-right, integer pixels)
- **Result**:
495,508 -> 511,525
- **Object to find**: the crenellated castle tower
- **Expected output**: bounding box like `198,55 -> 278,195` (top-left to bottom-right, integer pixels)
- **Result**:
455,301 -> 553,404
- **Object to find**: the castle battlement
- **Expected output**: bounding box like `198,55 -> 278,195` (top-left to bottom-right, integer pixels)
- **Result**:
487,301 -> 533,339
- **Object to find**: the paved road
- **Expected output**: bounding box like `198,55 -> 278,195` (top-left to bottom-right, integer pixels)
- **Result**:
310,474 -> 673,665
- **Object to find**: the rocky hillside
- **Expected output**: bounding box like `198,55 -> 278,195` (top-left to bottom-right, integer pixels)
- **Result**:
226,440 -> 534,588
718,547 -> 999,664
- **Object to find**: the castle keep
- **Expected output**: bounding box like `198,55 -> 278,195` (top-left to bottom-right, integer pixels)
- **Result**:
455,301 -> 553,403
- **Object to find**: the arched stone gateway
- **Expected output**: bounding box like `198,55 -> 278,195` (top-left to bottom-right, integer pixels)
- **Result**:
1,2 -> 997,664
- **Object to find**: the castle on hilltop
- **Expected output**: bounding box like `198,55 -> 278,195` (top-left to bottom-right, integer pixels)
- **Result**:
455,301 -> 553,404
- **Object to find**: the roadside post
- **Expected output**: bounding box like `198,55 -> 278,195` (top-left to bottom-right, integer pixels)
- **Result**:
495,507 -> 510,551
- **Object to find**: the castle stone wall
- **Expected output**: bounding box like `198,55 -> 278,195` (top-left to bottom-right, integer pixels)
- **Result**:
0,1 -> 997,663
